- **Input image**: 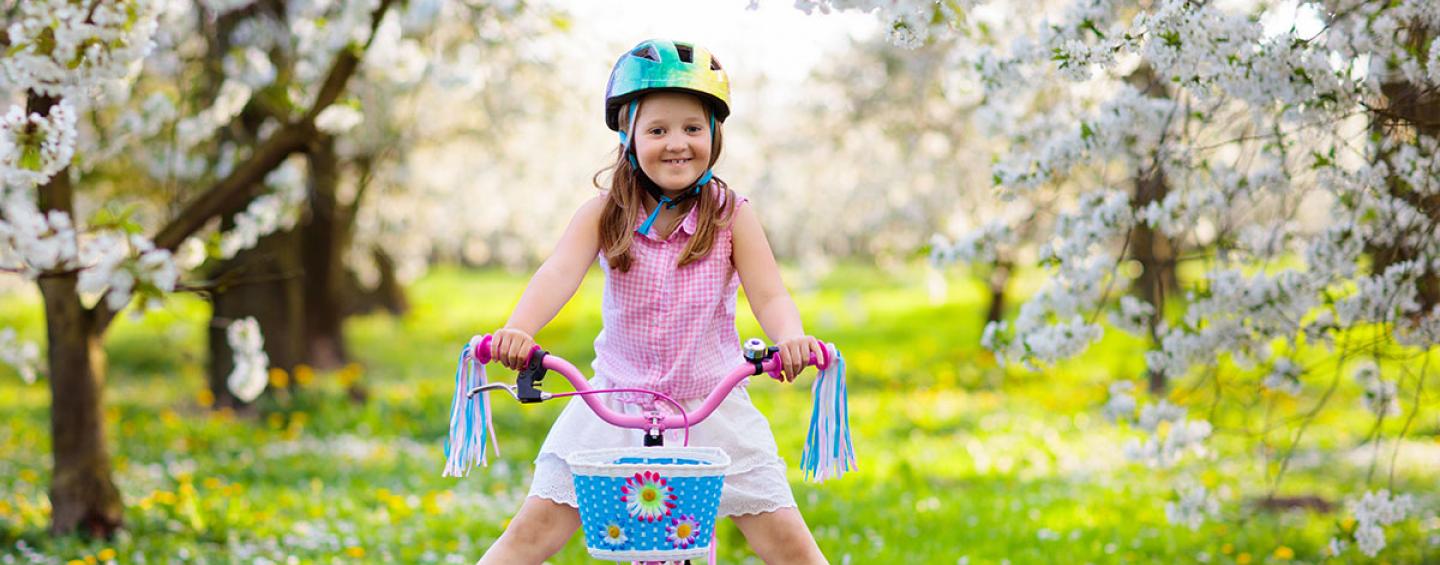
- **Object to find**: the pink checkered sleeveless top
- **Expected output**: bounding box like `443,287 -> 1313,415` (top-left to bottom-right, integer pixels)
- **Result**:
593,189 -> 748,405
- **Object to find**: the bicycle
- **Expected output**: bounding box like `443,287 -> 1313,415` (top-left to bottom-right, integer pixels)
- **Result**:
443,333 -> 855,564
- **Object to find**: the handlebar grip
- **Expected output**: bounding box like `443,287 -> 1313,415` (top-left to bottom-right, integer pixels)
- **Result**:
470,334 -> 542,366
761,343 -> 832,380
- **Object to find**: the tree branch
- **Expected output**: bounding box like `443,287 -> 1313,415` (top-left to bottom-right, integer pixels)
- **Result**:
92,0 -> 400,333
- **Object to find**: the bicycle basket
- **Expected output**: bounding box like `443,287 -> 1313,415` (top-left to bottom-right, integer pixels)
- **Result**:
565,447 -> 730,562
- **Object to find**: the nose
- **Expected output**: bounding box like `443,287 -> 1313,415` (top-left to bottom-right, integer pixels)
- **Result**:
664,132 -> 688,153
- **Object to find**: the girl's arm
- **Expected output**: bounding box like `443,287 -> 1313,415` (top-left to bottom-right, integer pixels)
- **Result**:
731,199 -> 825,382
490,195 -> 606,370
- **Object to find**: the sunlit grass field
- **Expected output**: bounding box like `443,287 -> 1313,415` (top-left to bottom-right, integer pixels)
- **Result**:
1,261 -> 1437,563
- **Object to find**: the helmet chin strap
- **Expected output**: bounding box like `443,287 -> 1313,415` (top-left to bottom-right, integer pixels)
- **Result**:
620,101 -> 718,237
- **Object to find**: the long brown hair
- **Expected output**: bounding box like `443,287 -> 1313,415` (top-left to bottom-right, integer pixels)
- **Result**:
593,96 -> 737,272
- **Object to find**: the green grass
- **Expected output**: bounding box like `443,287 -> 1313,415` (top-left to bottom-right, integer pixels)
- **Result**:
1,261 -> 1438,563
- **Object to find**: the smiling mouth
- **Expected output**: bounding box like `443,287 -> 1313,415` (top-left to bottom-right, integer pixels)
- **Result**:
663,158 -> 692,166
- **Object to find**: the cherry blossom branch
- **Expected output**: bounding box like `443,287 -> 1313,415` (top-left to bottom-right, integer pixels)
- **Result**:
96,0 -> 401,333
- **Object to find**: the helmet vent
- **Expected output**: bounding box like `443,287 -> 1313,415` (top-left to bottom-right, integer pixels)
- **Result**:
632,45 -> 659,62
710,56 -> 723,71
675,43 -> 694,63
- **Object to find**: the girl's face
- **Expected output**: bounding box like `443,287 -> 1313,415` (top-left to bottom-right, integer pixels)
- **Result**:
632,92 -> 712,193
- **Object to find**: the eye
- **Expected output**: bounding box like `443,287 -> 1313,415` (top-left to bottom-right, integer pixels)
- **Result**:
685,125 -> 703,133
647,127 -> 664,135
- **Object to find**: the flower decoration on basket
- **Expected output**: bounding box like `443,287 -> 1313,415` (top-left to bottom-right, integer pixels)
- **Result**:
666,514 -> 702,549
621,471 -> 677,521
602,520 -> 628,547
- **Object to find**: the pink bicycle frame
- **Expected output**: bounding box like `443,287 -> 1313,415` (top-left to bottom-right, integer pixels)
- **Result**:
467,334 -> 831,436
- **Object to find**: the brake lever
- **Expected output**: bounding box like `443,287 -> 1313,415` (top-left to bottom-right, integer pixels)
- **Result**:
467,382 -> 518,400
515,349 -> 549,403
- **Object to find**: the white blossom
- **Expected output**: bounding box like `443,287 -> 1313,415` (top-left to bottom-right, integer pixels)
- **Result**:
0,199 -> 78,276
1347,490 -> 1414,557
1327,537 -> 1348,557
1352,361 -> 1400,418
72,232 -> 178,312
1124,400 -> 1211,468
930,221 -> 1015,266
223,47 -> 278,90
1164,484 -> 1219,531
0,328 -> 41,384
225,317 -> 269,402
363,13 -> 429,85
1262,358 -> 1303,396
315,105 -> 365,135
0,101 -> 78,189
1101,380 -> 1135,422
218,156 -> 309,258
175,79 -> 253,149
1109,296 -> 1154,336
0,0 -> 162,97
171,237 -> 206,271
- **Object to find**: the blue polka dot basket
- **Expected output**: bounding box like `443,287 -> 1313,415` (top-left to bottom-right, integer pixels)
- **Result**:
565,447 -> 731,562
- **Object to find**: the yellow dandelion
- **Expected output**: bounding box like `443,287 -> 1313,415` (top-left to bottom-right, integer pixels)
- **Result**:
1221,543 -> 1234,555
338,363 -> 362,386
66,560 -> 84,565
294,364 -> 315,386
1236,552 -> 1252,564
1273,546 -> 1294,560
345,546 -> 365,558
18,470 -> 38,484
96,549 -> 117,560
269,368 -> 289,388
196,389 -> 214,408
267,413 -> 285,430
203,477 -> 222,490
84,555 -> 96,565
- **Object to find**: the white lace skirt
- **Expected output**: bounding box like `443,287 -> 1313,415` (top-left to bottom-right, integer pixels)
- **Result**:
527,376 -> 797,517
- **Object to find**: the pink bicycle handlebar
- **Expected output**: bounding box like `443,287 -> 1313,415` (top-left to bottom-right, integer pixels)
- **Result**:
472,334 -> 830,433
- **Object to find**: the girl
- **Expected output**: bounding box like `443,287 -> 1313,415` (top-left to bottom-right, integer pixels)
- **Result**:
476,39 -> 829,564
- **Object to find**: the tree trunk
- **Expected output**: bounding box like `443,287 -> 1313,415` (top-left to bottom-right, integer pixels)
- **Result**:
1131,165 -> 1177,394
1125,63 -> 1180,394
368,245 -> 410,316
984,258 -> 1012,326
208,228 -> 305,408
300,138 -> 349,370
33,91 -> 123,536
40,277 -> 122,538
1370,24 -> 1440,313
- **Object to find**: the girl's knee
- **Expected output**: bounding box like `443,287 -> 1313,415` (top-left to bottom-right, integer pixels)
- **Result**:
480,498 -> 580,564
733,508 -> 827,564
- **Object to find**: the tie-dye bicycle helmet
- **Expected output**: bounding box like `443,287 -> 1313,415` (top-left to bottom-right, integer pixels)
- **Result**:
605,39 -> 731,236
604,39 -> 731,132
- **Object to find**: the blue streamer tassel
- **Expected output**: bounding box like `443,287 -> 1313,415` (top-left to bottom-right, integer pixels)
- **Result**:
801,344 -> 856,482
444,339 -> 499,477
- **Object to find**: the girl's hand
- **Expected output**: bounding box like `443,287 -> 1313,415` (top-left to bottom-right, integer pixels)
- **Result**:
775,335 -> 825,383
490,327 -> 536,371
